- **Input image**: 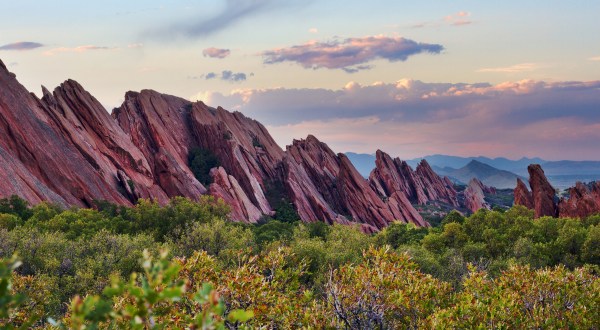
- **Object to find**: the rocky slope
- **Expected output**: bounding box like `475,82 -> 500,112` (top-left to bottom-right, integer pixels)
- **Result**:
0,59 -> 469,229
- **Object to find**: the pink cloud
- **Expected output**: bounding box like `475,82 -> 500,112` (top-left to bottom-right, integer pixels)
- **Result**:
202,47 -> 231,59
477,63 -> 543,74
43,45 -> 116,56
262,35 -> 444,71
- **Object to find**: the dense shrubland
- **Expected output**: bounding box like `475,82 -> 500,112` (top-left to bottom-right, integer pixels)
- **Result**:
0,195 -> 598,328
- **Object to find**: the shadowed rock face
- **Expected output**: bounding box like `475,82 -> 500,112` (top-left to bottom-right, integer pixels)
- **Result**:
0,59 -> 467,228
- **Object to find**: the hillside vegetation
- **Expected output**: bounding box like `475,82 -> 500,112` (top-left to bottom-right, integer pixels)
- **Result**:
0,195 -> 599,329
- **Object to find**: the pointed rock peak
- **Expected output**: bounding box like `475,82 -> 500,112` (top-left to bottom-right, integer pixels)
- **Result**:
516,178 -> 529,192
527,164 -> 556,192
41,85 -> 52,98
0,58 -> 7,71
58,79 -> 87,94
375,149 -> 393,161
306,134 -> 320,144
418,158 -> 433,169
124,90 -> 140,100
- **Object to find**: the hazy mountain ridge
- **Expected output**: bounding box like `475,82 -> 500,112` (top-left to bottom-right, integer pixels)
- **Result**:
346,153 -> 600,189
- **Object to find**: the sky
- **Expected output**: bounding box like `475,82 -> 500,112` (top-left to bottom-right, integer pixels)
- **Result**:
1,0 -> 599,160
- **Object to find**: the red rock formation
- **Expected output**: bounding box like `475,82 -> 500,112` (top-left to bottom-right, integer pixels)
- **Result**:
513,165 -> 557,218
39,80 -> 170,204
0,59 -> 130,207
528,164 -> 558,218
285,136 -> 426,229
463,178 -> 491,213
189,102 -> 284,215
283,153 -> 351,225
0,59 -> 453,228
113,90 -> 207,199
514,178 -> 533,209
208,167 -> 262,223
558,182 -> 600,218
369,150 -> 458,207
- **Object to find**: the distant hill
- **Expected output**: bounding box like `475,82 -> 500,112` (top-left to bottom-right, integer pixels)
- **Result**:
405,154 -> 544,176
346,153 -> 600,189
445,160 -> 526,189
345,152 -> 376,178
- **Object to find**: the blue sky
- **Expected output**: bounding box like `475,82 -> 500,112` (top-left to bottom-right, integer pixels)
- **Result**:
1,1 -> 599,160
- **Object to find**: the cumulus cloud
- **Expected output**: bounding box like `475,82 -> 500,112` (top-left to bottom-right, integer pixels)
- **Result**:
203,70 -> 249,82
262,36 -> 443,71
43,45 -> 117,56
203,47 -> 231,59
0,42 -> 44,51
477,63 -> 542,73
148,0 -> 309,39
196,79 -> 600,160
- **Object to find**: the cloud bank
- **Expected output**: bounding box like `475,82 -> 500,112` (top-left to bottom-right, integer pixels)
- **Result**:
196,79 -> 600,160
203,47 -> 231,59
0,42 -> 44,51
262,36 -> 444,71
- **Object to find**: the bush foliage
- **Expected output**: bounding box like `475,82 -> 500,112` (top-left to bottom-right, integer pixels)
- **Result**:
0,195 -> 599,328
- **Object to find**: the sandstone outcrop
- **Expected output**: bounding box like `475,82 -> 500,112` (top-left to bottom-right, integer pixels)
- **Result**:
513,164 -> 557,218
113,90 -> 207,200
0,59 -> 130,207
0,59 -> 476,228
514,178 -> 533,209
463,178 -> 492,213
369,150 -> 458,207
528,164 -> 558,218
208,167 -> 262,223
558,182 -> 600,218
285,137 -> 427,229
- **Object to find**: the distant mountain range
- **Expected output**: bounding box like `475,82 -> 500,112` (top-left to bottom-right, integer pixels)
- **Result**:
433,160 -> 526,189
346,152 -> 600,190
